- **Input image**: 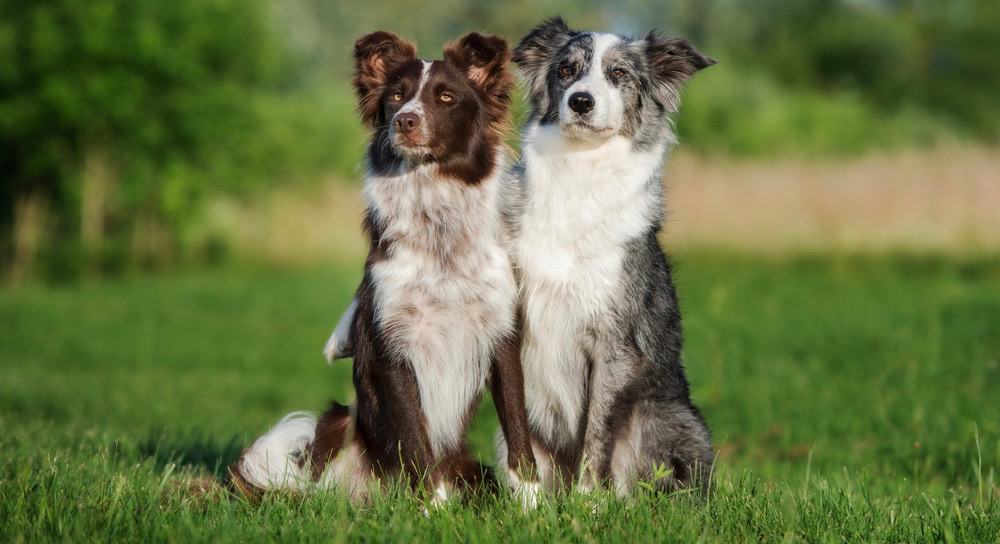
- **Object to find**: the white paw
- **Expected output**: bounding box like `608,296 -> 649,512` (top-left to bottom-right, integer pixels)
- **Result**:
516,480 -> 541,511
322,331 -> 343,364
323,299 -> 358,364
506,467 -> 541,511
423,482 -> 453,515
576,481 -> 595,494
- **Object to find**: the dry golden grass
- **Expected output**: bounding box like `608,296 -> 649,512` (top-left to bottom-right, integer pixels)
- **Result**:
664,146 -> 1000,252
200,182 -> 367,265
202,146 -> 1000,263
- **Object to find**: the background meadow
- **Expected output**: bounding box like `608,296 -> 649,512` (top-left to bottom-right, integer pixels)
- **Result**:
1,1 -> 998,541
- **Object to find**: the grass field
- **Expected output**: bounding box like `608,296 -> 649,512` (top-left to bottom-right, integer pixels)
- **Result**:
2,253 -> 999,542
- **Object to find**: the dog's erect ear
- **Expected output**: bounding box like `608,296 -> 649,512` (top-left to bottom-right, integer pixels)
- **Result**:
512,17 -> 575,95
353,31 -> 417,127
644,32 -> 715,112
443,33 -> 513,123
444,33 -> 510,90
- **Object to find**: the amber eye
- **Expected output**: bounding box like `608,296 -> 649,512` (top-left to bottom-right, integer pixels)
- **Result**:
439,93 -> 454,103
391,92 -> 403,102
611,68 -> 627,80
558,64 -> 574,79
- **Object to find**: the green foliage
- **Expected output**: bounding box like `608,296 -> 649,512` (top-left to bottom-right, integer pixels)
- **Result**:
678,64 -> 948,157
1,254 -> 998,540
287,0 -> 1000,158
675,0 -> 1000,143
0,0 -> 293,275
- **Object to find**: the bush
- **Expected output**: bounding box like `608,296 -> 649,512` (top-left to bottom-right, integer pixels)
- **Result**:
0,0 -> 286,277
678,64 -> 950,157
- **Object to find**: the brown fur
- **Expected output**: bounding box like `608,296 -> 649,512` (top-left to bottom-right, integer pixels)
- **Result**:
309,402 -> 352,479
345,30 -> 536,496
232,31 -> 535,503
354,31 -> 418,127
442,33 -> 514,144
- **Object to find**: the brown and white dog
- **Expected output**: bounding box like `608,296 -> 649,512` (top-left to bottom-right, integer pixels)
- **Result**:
230,31 -> 539,507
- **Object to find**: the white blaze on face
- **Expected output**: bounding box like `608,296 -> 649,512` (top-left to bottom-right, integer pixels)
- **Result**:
392,60 -> 433,143
560,33 -> 625,137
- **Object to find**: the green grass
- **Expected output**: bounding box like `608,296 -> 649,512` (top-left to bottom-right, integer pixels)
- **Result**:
2,253 -> 999,542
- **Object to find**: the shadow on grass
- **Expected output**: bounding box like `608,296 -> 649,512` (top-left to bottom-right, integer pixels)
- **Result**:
137,430 -> 245,477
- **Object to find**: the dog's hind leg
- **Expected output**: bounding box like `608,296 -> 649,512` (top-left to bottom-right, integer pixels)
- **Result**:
610,398 -> 713,496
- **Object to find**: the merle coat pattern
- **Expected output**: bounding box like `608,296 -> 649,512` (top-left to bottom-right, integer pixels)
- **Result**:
495,17 -> 716,495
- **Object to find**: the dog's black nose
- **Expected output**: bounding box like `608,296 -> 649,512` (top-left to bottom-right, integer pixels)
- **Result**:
568,92 -> 594,114
394,112 -> 421,134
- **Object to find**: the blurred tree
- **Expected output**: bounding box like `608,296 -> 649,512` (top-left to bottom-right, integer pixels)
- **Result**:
704,0 -> 1000,141
907,0 -> 1000,139
0,0 -> 283,277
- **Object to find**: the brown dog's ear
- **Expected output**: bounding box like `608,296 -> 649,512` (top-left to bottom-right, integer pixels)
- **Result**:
443,33 -> 513,124
644,32 -> 715,112
353,31 -> 417,126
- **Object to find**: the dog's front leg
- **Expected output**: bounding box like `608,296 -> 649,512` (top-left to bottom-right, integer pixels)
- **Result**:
372,357 -> 442,499
578,349 -> 638,492
490,323 -> 540,509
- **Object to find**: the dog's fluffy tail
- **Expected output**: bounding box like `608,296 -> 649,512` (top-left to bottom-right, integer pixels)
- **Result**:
233,411 -> 318,492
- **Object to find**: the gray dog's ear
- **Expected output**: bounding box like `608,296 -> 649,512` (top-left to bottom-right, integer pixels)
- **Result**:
643,32 -> 715,112
512,17 -> 575,95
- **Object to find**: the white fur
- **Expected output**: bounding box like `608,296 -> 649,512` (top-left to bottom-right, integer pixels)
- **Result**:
560,34 -> 625,137
398,61 -> 432,117
237,411 -> 317,491
365,160 -> 516,457
323,298 -> 357,363
513,122 -> 664,452
427,481 -> 455,510
505,468 -> 542,511
240,406 -> 375,499
495,431 -> 567,496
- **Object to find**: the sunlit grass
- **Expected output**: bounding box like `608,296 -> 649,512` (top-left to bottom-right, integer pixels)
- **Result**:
1,254 -> 998,541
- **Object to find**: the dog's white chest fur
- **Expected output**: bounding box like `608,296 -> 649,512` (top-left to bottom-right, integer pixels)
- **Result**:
366,165 -> 516,456
514,124 -> 663,449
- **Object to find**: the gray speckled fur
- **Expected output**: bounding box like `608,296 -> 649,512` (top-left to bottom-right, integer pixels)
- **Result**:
498,17 -> 716,494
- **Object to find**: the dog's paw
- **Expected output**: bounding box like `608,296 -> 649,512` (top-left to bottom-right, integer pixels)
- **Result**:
322,332 -> 345,364
506,467 -> 542,512
322,327 -> 355,363
323,300 -> 358,364
515,480 -> 541,511
422,482 -> 454,516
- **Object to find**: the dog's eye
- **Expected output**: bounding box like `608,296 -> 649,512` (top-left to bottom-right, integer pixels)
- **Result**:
611,68 -> 627,80
439,93 -> 454,103
558,64 -> 574,79
391,92 -> 403,102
